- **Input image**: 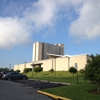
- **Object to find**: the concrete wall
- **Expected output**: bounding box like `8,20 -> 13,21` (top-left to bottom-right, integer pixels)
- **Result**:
31,57 -> 69,71
14,62 -> 32,73
56,57 -> 69,71
14,54 -> 90,73
70,54 -> 89,70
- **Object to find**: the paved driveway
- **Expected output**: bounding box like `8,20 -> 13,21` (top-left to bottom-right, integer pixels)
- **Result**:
0,80 -> 54,100
13,79 -> 66,90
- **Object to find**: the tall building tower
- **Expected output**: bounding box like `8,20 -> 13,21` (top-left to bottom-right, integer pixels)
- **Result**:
32,42 -> 64,61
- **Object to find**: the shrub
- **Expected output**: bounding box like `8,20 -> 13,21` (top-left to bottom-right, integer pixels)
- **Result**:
80,69 -> 85,74
33,67 -> 43,73
16,70 -> 20,73
49,68 -> 54,73
69,66 -> 77,77
23,68 -> 32,73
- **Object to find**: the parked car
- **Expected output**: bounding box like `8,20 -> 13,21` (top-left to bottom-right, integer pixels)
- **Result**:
0,71 -> 13,79
2,72 -> 28,80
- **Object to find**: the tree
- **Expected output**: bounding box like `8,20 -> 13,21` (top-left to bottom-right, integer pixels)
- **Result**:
69,67 -> 77,77
0,68 -> 9,71
33,67 -> 43,73
16,70 -> 20,73
84,54 -> 100,92
23,68 -> 32,73
80,69 -> 85,74
49,68 -> 54,73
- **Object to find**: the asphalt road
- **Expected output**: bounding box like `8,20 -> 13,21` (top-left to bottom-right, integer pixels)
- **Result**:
13,79 -> 66,90
0,80 -> 54,100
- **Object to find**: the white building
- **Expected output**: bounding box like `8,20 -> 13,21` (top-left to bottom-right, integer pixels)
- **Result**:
14,42 -> 91,72
33,42 -> 64,61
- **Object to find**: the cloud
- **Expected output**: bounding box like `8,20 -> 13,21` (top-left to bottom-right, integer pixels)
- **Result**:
0,0 -> 100,49
23,0 -> 58,29
0,0 -> 59,49
0,17 -> 31,49
69,0 -> 100,41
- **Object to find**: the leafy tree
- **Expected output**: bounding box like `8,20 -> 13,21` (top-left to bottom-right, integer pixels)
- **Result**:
69,67 -> 77,77
23,68 -> 32,73
84,54 -> 100,92
0,68 -> 9,71
80,69 -> 85,74
16,70 -> 20,73
10,69 -> 14,71
33,67 -> 43,73
49,68 -> 54,73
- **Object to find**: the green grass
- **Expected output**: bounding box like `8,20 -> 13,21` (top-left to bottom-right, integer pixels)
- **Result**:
25,71 -> 100,100
43,82 -> 100,100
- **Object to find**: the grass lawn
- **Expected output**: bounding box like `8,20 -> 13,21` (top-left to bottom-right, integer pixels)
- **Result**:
26,71 -> 100,100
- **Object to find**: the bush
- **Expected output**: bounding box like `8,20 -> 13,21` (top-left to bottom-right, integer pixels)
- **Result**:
23,68 -> 32,73
80,69 -> 85,74
49,68 -> 54,73
15,70 -> 20,73
33,67 -> 43,73
0,68 -> 9,71
69,66 -> 77,77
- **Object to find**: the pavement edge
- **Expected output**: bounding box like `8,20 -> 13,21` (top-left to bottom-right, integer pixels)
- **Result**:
37,90 -> 71,100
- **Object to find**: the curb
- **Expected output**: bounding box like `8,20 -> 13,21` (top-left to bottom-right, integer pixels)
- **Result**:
37,90 -> 71,100
29,79 -> 72,85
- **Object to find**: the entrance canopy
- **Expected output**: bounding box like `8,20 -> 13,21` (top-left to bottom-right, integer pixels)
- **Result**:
31,62 -> 43,66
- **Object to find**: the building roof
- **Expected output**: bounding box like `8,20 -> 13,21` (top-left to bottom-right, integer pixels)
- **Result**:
61,53 -> 89,58
46,53 -> 63,57
46,53 -> 89,58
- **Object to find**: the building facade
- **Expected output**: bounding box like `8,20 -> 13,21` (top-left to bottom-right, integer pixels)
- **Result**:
32,42 -> 64,61
14,42 -> 91,73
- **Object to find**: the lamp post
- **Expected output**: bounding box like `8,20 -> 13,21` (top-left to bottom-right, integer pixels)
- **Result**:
24,62 -> 27,73
55,57 -> 56,77
75,63 -> 79,83
68,57 -> 70,70
32,66 -> 34,78
9,64 -> 11,71
18,64 -> 19,70
24,62 -> 27,69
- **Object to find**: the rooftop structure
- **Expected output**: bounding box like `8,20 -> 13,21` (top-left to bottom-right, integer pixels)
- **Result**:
32,42 -> 64,61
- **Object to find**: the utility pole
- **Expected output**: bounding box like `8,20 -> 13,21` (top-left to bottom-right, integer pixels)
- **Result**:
24,62 -> 27,73
32,66 -> 34,78
9,64 -> 11,71
24,62 -> 27,69
75,63 -> 79,83
55,57 -> 56,77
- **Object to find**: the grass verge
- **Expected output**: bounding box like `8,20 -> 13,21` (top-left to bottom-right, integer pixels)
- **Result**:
26,71 -> 100,100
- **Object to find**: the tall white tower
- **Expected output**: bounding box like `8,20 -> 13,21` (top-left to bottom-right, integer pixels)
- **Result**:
32,42 -> 64,62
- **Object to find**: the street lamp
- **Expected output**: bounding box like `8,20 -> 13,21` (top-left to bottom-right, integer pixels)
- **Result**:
18,64 -> 19,70
24,62 -> 27,69
68,57 -> 70,70
32,66 -> 34,78
23,62 -> 27,73
9,64 -> 11,71
75,63 -> 79,83
55,57 -> 56,77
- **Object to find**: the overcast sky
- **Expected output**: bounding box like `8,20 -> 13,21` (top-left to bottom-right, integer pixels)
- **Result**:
0,0 -> 100,68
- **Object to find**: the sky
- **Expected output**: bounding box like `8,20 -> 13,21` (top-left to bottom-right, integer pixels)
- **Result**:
0,0 -> 100,69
